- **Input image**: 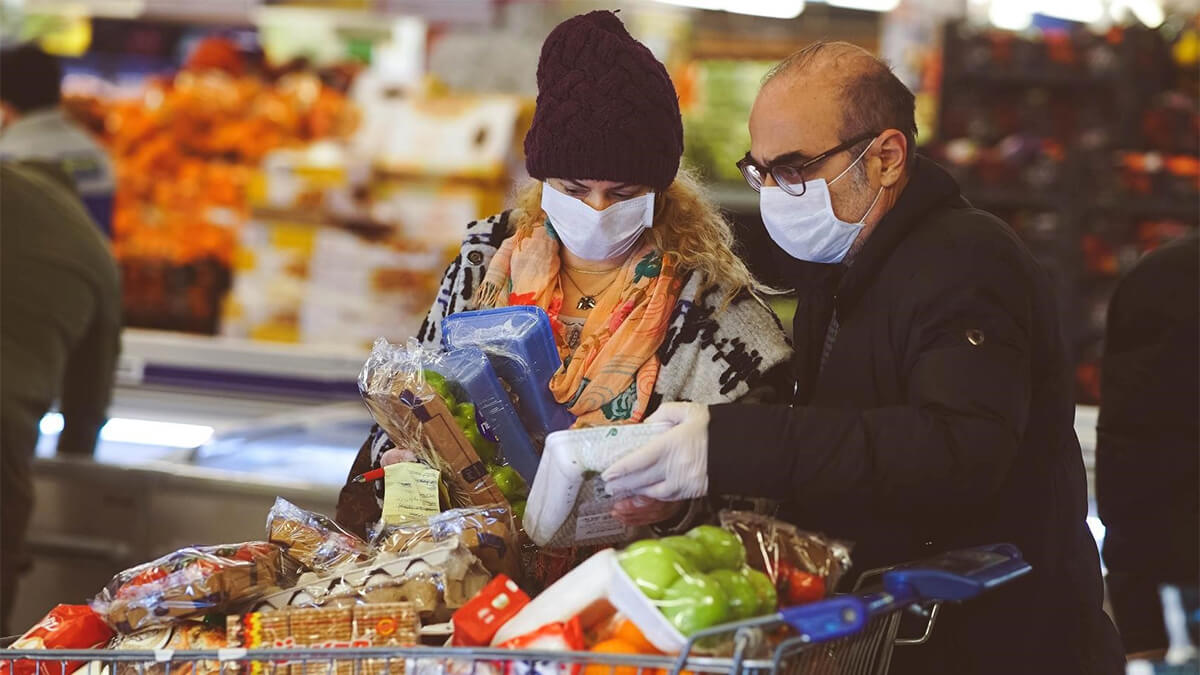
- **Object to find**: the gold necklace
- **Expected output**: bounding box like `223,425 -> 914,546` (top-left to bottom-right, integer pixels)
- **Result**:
561,267 -> 618,310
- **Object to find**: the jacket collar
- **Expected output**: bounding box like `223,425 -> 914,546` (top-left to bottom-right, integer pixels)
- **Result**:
831,156 -> 964,313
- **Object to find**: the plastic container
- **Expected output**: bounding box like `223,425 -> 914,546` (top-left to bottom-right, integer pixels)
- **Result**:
524,423 -> 671,548
441,307 -> 575,439
430,347 -> 541,484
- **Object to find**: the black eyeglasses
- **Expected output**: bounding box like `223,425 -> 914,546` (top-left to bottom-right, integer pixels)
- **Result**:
736,131 -> 881,196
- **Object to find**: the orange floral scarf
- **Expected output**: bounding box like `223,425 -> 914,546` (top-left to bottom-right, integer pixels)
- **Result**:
474,222 -> 682,426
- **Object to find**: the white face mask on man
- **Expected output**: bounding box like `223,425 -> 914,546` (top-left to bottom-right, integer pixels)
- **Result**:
759,138 -> 882,264
541,182 -> 655,262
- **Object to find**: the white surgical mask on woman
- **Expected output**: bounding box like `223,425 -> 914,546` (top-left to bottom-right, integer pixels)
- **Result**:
759,139 -> 882,264
541,182 -> 655,262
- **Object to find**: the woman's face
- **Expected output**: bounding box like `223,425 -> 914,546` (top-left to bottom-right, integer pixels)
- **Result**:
547,178 -> 652,212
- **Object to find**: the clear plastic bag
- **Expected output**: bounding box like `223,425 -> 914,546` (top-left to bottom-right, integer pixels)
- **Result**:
91,543 -> 296,634
266,498 -> 372,573
718,511 -> 852,604
371,504 -> 520,580
82,621 -> 226,675
250,537 -> 490,625
358,339 -> 509,510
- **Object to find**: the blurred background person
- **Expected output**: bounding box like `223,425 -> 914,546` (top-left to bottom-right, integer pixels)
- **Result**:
0,43 -> 116,237
0,160 -> 122,635
1096,232 -> 1200,659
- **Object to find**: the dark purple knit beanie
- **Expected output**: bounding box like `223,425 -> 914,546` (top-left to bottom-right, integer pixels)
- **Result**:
525,10 -> 683,191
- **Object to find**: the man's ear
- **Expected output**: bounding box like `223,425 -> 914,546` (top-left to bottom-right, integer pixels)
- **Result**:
876,129 -> 908,188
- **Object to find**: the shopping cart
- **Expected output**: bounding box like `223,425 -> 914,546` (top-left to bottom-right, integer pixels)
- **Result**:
2,544 -> 1031,675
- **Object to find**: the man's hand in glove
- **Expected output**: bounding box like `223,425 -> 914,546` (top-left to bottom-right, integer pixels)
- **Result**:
602,402 -> 710,501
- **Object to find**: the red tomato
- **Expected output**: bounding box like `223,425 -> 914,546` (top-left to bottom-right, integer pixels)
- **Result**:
776,561 -> 826,606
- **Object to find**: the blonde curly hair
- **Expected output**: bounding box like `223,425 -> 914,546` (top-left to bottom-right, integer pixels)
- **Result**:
509,171 -> 767,307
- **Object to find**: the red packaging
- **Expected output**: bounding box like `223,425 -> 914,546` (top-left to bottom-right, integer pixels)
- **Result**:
497,617 -> 584,675
452,575 -> 530,647
1,605 -> 115,675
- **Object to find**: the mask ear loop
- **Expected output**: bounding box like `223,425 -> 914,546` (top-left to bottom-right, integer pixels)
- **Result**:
830,135 -> 878,186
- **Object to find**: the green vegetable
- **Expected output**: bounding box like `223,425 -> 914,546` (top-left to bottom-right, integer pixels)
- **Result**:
510,499 -> 527,522
619,540 -> 698,601
709,569 -> 759,621
686,525 -> 746,570
487,463 -> 526,501
660,535 -> 712,572
742,567 -> 778,615
661,573 -> 730,636
422,370 -> 455,407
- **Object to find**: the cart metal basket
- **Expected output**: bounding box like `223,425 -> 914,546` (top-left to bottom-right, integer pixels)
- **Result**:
3,544 -> 1031,675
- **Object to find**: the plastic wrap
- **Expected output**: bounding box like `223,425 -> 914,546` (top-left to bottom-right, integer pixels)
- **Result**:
524,423 -> 671,548
250,537 -> 490,625
226,603 -> 417,675
72,621 -> 226,675
441,307 -> 574,440
432,346 -> 540,485
372,504 -> 520,580
718,511 -> 852,604
0,605 -> 114,675
358,339 -> 508,510
266,498 -> 372,573
91,542 -> 295,634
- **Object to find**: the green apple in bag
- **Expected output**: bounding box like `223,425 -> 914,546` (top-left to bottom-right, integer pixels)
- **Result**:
685,525 -> 746,570
660,572 -> 730,636
659,535 -> 711,571
742,567 -> 779,615
709,569 -> 760,621
619,540 -> 698,601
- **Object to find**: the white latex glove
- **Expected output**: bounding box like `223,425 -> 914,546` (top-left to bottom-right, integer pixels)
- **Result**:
601,402 -> 709,501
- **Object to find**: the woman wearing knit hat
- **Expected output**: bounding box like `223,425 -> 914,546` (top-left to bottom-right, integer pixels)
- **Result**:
338,11 -> 790,538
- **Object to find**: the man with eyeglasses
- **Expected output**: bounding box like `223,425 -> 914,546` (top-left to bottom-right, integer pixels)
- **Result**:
604,42 -> 1123,673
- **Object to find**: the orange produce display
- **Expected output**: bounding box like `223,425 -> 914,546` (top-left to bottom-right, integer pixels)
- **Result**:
67,67 -> 359,333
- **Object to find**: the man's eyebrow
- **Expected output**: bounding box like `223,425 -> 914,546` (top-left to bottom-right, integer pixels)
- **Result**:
764,150 -> 812,166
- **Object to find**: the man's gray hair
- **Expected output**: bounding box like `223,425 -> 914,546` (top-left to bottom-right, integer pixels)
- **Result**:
764,41 -> 919,168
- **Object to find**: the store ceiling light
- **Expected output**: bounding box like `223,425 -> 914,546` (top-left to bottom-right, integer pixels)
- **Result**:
652,0 -> 806,19
1122,0 -> 1166,27
824,0 -> 901,11
40,413 -> 215,449
989,1 -> 1033,30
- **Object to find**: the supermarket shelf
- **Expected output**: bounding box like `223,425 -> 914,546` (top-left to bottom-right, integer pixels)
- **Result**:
120,328 -> 367,401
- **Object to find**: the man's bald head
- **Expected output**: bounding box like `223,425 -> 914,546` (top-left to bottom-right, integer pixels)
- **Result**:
760,41 -> 918,168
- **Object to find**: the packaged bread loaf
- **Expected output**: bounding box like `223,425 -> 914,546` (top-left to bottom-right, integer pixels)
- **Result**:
372,504 -> 519,580
92,542 -> 297,633
266,498 -> 371,573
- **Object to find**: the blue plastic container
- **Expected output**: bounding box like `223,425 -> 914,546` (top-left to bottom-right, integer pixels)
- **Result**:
429,346 -> 541,484
441,306 -> 575,439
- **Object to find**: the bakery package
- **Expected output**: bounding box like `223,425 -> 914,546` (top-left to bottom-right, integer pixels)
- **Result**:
359,339 -> 508,510
91,542 -> 297,633
719,511 -> 852,603
72,621 -> 227,675
523,423 -> 671,548
226,603 -> 418,675
266,498 -> 372,573
251,537 -> 490,624
372,504 -> 520,580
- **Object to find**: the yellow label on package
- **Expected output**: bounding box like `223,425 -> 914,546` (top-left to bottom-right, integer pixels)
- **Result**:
383,462 -> 441,523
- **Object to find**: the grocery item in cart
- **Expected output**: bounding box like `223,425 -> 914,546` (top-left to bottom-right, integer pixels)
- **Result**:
431,347 -> 541,484
719,511 -> 852,603
0,605 -> 114,675
252,537 -> 490,624
523,423 -> 671,548
496,616 -> 586,675
74,621 -> 226,675
372,504 -> 520,580
267,498 -> 372,573
91,543 -> 295,634
226,602 -> 417,675
359,339 -> 509,510
441,306 -> 574,439
450,575 -> 530,647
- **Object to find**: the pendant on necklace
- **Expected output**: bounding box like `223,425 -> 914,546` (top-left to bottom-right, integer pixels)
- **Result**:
577,295 -> 597,311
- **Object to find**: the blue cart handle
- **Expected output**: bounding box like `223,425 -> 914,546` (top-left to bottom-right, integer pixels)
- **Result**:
881,543 -> 1032,603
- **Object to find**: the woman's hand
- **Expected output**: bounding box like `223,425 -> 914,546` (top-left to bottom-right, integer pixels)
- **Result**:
380,447 -> 419,467
611,496 -> 683,526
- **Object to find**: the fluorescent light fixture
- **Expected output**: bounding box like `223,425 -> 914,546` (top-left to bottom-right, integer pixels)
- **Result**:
826,0 -> 901,11
1040,0 -> 1106,23
1124,0 -> 1165,28
653,0 -> 805,19
989,1 -> 1033,30
40,413 -> 215,449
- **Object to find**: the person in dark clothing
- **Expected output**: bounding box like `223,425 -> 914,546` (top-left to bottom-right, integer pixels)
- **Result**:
603,42 -> 1124,674
1096,233 -> 1199,658
0,161 -> 122,634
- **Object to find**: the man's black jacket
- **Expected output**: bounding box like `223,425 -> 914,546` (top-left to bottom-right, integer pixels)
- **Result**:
708,158 -> 1123,673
